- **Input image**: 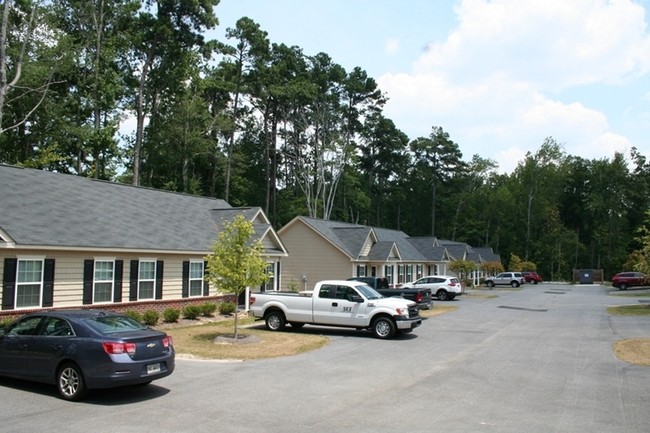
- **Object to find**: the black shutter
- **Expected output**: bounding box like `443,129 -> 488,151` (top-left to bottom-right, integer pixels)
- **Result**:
129,260 -> 138,301
113,260 -> 123,303
181,261 -> 189,298
2,258 -> 17,310
203,261 -> 209,296
82,260 -> 94,305
155,260 -> 163,299
42,259 -> 55,307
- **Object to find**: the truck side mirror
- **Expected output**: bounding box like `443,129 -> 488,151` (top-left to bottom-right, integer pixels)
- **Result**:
350,294 -> 364,303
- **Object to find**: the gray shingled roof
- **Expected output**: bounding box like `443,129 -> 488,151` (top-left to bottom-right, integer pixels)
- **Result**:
298,217 -> 427,261
0,165 -> 279,253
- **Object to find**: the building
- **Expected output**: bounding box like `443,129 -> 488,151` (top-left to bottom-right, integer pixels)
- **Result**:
277,216 -> 500,290
0,165 -> 287,318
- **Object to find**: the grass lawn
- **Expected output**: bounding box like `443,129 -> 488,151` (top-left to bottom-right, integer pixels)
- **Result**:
162,317 -> 329,361
607,304 -> 650,315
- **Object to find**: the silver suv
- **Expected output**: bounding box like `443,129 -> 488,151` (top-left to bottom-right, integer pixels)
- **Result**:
485,272 -> 525,288
401,275 -> 463,301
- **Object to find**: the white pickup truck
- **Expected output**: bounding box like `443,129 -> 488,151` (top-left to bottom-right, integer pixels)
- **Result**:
249,280 -> 422,339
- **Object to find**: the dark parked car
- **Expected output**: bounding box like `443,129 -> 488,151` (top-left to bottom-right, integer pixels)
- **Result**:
611,272 -> 648,290
0,309 -> 175,401
522,271 -> 542,284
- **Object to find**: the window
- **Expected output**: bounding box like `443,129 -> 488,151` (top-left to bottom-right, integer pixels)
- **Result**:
356,265 -> 367,277
94,260 -> 114,303
416,264 -> 423,280
264,263 -> 275,291
189,261 -> 204,297
384,265 -> 394,285
16,259 -> 43,308
138,260 -> 156,300
406,265 -> 413,283
397,265 -> 405,284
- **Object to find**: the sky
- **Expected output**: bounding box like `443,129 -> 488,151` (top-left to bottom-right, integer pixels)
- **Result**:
210,0 -> 650,173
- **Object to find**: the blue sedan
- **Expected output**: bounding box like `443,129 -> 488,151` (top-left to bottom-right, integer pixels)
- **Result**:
0,309 -> 175,401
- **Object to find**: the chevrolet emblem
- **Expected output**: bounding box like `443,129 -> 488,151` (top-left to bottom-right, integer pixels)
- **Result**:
147,343 -> 156,348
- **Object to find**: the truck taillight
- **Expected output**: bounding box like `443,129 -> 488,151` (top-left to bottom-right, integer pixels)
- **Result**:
415,292 -> 423,302
250,295 -> 256,305
103,341 -> 136,355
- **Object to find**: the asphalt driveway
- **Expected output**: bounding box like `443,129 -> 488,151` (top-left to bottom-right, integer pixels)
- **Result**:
1,283 -> 648,433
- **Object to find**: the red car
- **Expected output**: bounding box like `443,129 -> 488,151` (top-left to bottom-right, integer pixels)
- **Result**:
522,271 -> 542,285
611,272 -> 648,290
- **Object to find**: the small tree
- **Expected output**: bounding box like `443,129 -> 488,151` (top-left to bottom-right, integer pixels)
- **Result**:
449,259 -> 477,283
205,215 -> 269,340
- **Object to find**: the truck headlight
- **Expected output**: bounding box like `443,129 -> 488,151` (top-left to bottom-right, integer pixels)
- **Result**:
396,307 -> 409,318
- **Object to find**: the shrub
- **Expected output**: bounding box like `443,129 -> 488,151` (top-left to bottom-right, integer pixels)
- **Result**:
219,301 -> 236,315
200,302 -> 218,317
183,305 -> 202,320
124,310 -> 142,323
142,310 -> 160,326
163,308 -> 180,323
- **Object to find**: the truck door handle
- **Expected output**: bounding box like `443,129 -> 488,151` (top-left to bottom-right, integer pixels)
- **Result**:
332,302 -> 338,307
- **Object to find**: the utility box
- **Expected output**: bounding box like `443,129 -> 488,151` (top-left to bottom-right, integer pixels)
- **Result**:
579,269 -> 594,284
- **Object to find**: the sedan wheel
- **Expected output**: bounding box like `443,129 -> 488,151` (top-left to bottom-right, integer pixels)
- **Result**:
57,362 -> 87,401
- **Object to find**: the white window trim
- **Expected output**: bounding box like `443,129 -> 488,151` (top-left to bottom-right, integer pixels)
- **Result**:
188,260 -> 204,298
93,259 -> 115,304
15,256 -> 45,310
138,259 -> 157,300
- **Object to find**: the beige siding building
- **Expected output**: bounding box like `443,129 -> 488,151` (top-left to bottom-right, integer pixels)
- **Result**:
0,165 -> 287,319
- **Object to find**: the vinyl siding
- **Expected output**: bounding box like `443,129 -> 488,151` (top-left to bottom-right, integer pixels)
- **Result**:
0,249 -> 211,310
279,221 -> 352,291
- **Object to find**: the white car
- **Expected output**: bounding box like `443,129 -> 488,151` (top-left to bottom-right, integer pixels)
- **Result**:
401,276 -> 463,301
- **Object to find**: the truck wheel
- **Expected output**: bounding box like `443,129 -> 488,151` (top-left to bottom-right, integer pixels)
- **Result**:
486,281 -> 494,288
264,310 -> 286,331
511,281 -> 520,288
372,316 -> 396,339
437,289 -> 449,301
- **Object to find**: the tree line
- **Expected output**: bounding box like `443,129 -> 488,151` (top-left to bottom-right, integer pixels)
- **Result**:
1,0 -> 648,281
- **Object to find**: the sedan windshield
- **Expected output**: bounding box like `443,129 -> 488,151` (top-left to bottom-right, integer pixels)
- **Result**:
84,316 -> 148,334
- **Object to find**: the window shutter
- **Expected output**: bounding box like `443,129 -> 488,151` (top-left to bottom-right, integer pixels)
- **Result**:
203,261 -> 209,296
114,260 -> 123,303
155,260 -> 163,299
42,259 -> 55,307
181,261 -> 189,298
129,260 -> 138,301
83,260 -> 94,305
2,258 -> 17,310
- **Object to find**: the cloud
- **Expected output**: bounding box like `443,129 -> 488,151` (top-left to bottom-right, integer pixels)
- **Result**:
377,0 -> 650,172
385,38 -> 400,55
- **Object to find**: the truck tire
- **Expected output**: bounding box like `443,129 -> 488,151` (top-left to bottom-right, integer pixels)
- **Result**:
436,289 -> 449,301
486,281 -> 495,288
511,281 -> 520,288
264,310 -> 286,331
371,316 -> 396,339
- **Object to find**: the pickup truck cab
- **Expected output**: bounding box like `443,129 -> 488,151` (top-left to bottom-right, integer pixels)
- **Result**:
347,277 -> 433,309
249,280 -> 422,339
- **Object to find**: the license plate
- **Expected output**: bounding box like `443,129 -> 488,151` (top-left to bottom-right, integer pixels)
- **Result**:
147,363 -> 161,374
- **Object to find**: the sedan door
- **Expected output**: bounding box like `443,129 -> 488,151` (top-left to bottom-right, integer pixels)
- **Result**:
0,316 -> 44,378
27,317 -> 76,381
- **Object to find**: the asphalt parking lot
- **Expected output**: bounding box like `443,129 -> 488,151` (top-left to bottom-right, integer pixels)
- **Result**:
1,283 -> 648,433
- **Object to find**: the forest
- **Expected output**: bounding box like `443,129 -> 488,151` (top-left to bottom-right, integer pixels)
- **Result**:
1,1 -> 649,281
